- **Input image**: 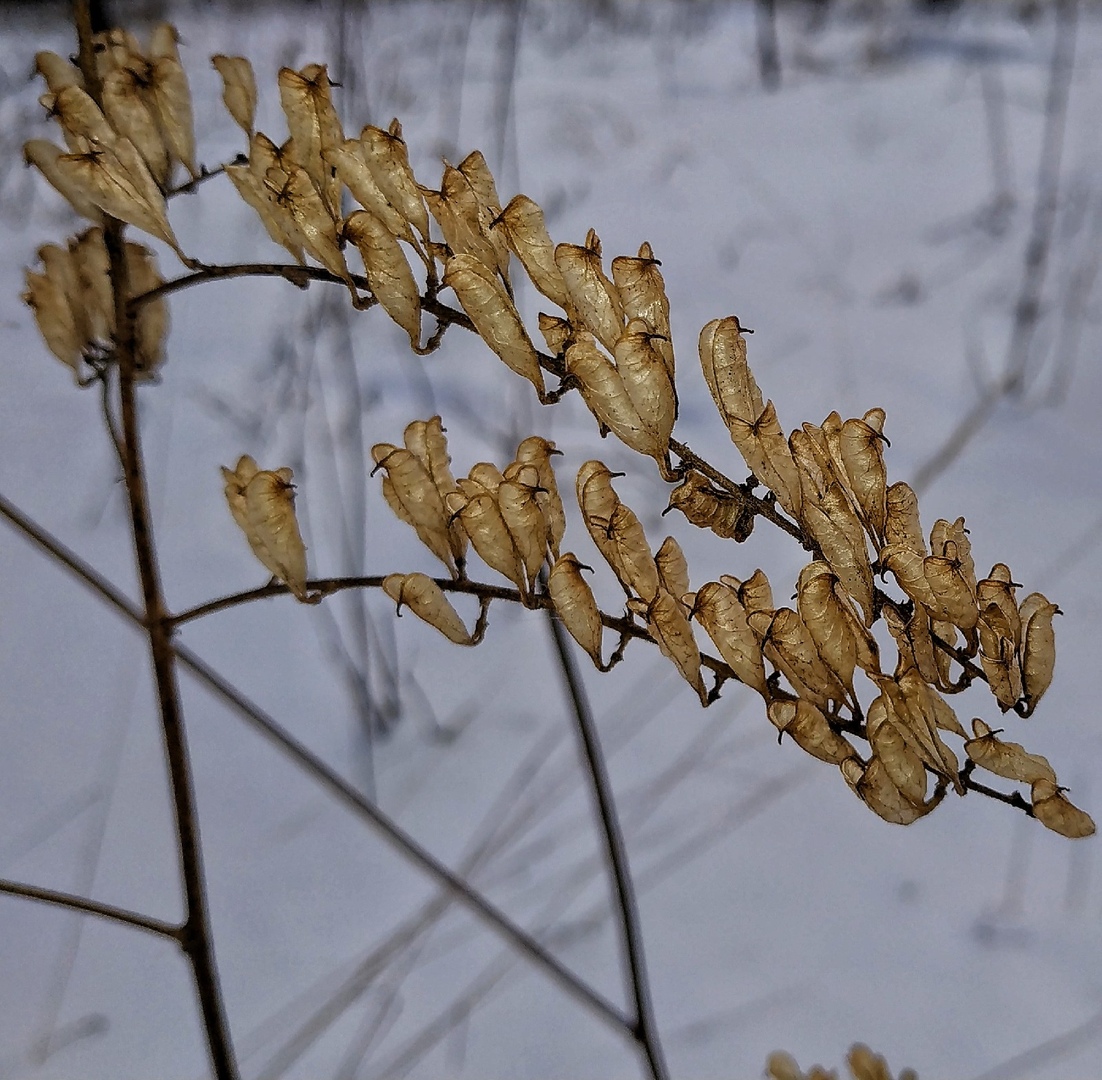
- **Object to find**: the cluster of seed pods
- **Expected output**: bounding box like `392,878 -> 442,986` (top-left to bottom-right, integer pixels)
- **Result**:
767,1042 -> 918,1080
22,31 -> 1091,838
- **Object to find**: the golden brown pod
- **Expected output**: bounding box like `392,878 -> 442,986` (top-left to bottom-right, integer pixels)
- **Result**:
344,209 -> 422,348
611,242 -> 674,378
841,757 -> 935,826
698,315 -> 763,431
839,415 -> 888,546
445,489 -> 525,593
801,482 -> 875,626
325,139 -> 415,243
722,568 -> 774,618
923,542 -> 978,632
24,139 -> 105,223
102,65 -> 169,188
278,64 -> 343,213
34,50 -> 83,94
630,590 -> 708,706
690,581 -> 768,696
755,608 -> 847,709
883,481 -> 925,554
554,228 -> 625,354
226,162 -> 305,264
727,401 -> 802,520
930,517 -> 976,590
148,24 -> 198,180
382,573 -> 473,645
977,606 -> 1022,713
538,312 -> 574,355
769,698 -> 857,766
23,267 -> 82,376
496,194 -> 571,310
423,165 -> 502,279
360,119 -> 431,242
654,536 -> 690,609
124,241 -> 168,379
515,436 -> 566,559
964,718 -> 1056,785
1018,592 -> 1059,716
866,694 -> 927,806
548,553 -> 604,668
1030,779 -> 1095,839
498,463 -> 549,592
444,253 -> 546,398
664,470 -> 753,542
69,227 -> 113,342
274,165 -> 349,282
613,318 -> 677,456
875,672 -> 962,791
212,55 -> 257,136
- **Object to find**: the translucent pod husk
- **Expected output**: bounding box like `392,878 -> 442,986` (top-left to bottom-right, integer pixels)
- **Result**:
698,315 -> 763,431
564,333 -> 658,458
839,415 -> 888,546
977,563 -> 1021,649
278,63 -> 344,215
222,456 -> 310,600
576,460 -> 625,590
23,267 -> 82,375
691,581 -> 768,696
978,605 -> 1023,712
1018,592 -> 1059,716
884,481 -> 926,554
360,119 -> 431,242
841,757 -> 938,826
467,462 -> 505,495
554,228 -> 625,354
768,698 -> 857,766
498,463 -> 549,592
875,672 -> 962,792
515,436 -> 566,560
965,718 -> 1056,785
24,139 -> 105,223
69,227 -> 113,342
457,150 -> 512,284
930,517 -> 976,590
654,536 -> 690,610
923,544 -> 978,633
883,603 -> 941,689
125,241 -> 168,379
372,444 -> 457,576
404,417 -> 466,567
613,318 -> 677,457
754,608 -> 847,710
226,162 -> 305,264
665,470 -> 753,542
866,694 -> 927,807
35,50 -> 83,94
728,401 -> 802,520
880,543 -> 939,616
344,209 -> 422,348
102,65 -> 169,189
212,54 -> 257,136
801,481 -> 875,626
275,165 -> 349,282
548,553 -> 604,667
423,165 -> 503,281
49,81 -> 117,149
382,572 -> 473,645
325,140 -> 416,244
611,241 -> 674,378
538,312 -> 574,355
630,590 -> 708,706
722,568 -> 773,619
148,23 -> 198,180
445,489 -> 525,594
1030,779 -> 1095,839
495,195 -> 570,310
443,253 -> 545,399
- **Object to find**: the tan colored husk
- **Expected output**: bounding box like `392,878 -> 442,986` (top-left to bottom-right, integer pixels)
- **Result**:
382,573 -> 473,645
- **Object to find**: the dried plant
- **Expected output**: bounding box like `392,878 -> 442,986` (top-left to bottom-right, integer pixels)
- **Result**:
2,8 -> 1094,1080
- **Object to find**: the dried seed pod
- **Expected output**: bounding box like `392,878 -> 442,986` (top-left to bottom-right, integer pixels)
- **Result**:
978,605 -> 1022,712
876,672 -> 962,791
274,165 -> 349,281
769,698 -> 857,766
212,55 -> 257,136
24,267 -> 82,376
879,543 -> 938,614
1030,779 -> 1095,839
884,481 -> 925,554
457,150 -> 512,282
802,482 -> 875,626
498,463 -> 549,591
1018,592 -> 1059,716
847,1044 -> 895,1080
48,83 -> 117,148
691,581 -> 768,696
965,718 -> 1056,785
344,209 -> 421,348
222,456 -> 309,600
538,312 -> 574,355
630,590 -> 708,706
728,401 -> 802,520
930,517 -> 976,591
756,608 -> 847,709
515,436 -> 565,559
325,139 -> 415,243
423,165 -> 502,278
125,241 -> 168,379
226,162 -> 305,264
496,195 -> 571,310
866,694 -> 927,806
839,415 -> 888,545
698,315 -> 763,431
102,65 -> 169,188
360,119 -> 431,242
555,228 -> 625,354
977,563 -> 1020,643
148,24 -> 198,180
841,757 -> 934,826
565,333 -> 656,457
405,416 -> 459,499
884,602 -> 940,688
655,536 -> 690,608
606,504 -> 661,602
279,63 -> 344,213
24,139 -> 105,222
35,50 -> 83,94
611,242 -> 674,378
764,1051 -> 805,1080
548,553 -> 604,668
382,573 -> 472,645
468,461 -> 505,495
924,543 -> 978,632
722,568 -> 774,618
613,318 -> 677,455
69,227 -> 113,342
665,470 -> 753,542
372,444 -> 457,575
444,253 -> 545,398
445,489 -> 525,593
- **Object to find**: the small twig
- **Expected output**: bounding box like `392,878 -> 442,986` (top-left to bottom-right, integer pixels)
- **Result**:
0,878 -> 182,940
167,159 -> 243,198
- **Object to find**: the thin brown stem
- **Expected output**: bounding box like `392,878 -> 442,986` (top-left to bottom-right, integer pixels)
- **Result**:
0,878 -> 182,940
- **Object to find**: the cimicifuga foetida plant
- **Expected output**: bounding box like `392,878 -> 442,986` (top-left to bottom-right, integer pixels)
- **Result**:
12,12 -> 1095,1080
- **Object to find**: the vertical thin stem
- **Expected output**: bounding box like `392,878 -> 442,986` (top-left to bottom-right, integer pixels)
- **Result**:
71,4 -> 239,1077
544,607 -> 670,1080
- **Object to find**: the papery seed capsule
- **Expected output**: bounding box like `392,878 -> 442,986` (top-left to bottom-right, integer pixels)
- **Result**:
212,54 -> 257,136
759,608 -> 847,709
866,694 -> 927,806
326,140 -> 415,243
634,590 -> 708,706
1030,779 -> 1095,839
497,195 -> 570,310
360,119 -> 431,242
372,444 -> 457,575
839,415 -> 888,546
226,162 -> 306,264
149,23 -> 198,180
768,698 -> 857,766
24,139 -> 104,223
103,66 -> 169,188
665,470 -> 753,541
344,209 -> 422,348
548,553 -> 604,668
842,756 -> 934,826
276,165 -> 349,281
884,481 -> 925,554
727,401 -> 802,520
446,489 -> 525,593
555,228 -> 625,354
801,483 -> 874,626
279,64 -> 343,214
691,581 -> 768,696
382,572 -> 472,645
965,718 -> 1056,785
498,463 -> 549,592
611,242 -> 674,378
698,316 -> 762,430
655,536 -> 690,608
613,318 -> 677,454
1018,592 -> 1060,716
515,436 -> 565,559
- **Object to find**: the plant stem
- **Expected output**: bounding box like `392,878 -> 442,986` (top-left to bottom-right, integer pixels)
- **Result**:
0,878 -> 182,939
545,603 -> 670,1080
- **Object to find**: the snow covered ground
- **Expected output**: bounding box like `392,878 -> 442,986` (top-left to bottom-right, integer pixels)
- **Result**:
2,2 -> 1102,1077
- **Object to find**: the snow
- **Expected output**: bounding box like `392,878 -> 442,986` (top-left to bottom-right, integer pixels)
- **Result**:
2,2 -> 1102,1078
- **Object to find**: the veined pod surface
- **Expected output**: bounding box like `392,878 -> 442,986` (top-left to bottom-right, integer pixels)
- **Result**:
372,444 -> 456,575
630,590 -> 708,706
457,150 -> 512,283
69,227 -> 113,342
796,561 -> 866,697
538,312 -> 574,355
691,581 -> 768,696
755,608 -> 847,709
405,417 -> 466,566
24,140 -> 104,223
444,253 -> 545,398
212,54 -> 257,135
841,757 -> 934,826
515,436 -> 566,559
611,242 -> 674,378
148,23 -> 198,180
226,163 -> 305,264
360,119 -> 431,241
655,536 -> 690,609
498,463 -> 549,591
866,694 -> 927,807
665,470 -> 753,542
924,543 -> 978,632
555,228 -> 625,354
727,401 -> 802,520
23,268 -> 82,375
965,718 -> 1056,785
275,165 -> 349,282
884,481 -> 926,554
613,318 -> 677,452
445,490 -> 525,593
278,63 -> 344,214
102,66 -> 169,188
721,568 -> 773,618
424,166 -> 501,279
382,573 -> 473,646
548,553 -> 604,668
125,241 -> 168,378
1030,779 -> 1095,839
802,482 -> 875,626
344,209 -> 421,348
35,50 -> 83,94
1018,592 -> 1059,716
698,316 -> 763,430
839,415 -> 888,546
496,195 -> 570,310
930,517 -> 976,591
768,699 -> 857,766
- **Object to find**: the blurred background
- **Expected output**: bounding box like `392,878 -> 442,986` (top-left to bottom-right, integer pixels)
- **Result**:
2,1 -> 1102,1077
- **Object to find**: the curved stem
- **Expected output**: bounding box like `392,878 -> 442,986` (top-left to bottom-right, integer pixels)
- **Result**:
0,878 -> 182,940
545,602 -> 670,1080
